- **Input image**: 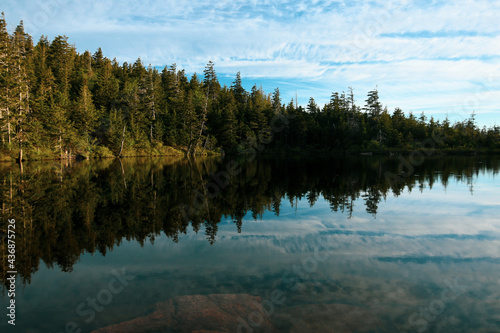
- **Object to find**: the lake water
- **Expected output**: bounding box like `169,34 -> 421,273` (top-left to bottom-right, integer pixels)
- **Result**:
1,155 -> 500,332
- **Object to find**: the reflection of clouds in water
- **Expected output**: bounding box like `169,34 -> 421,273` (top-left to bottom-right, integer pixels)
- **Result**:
211,169 -> 500,243
207,231 -> 500,262
3,156 -> 500,332
204,190 -> 500,261
14,217 -> 500,333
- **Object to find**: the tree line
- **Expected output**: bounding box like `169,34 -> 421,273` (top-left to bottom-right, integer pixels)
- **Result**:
1,14 -> 499,161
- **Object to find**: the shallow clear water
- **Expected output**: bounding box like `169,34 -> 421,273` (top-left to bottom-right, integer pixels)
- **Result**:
1,155 -> 499,332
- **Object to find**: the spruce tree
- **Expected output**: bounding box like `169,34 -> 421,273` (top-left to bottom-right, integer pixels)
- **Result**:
0,13 -> 13,146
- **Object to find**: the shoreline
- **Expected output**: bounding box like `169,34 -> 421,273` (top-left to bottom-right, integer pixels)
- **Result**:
1,147 -> 499,163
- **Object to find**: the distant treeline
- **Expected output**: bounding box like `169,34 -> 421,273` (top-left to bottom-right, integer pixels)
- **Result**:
1,14 -> 499,160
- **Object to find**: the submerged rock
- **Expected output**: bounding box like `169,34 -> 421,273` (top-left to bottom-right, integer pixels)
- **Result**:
92,293 -> 275,333
274,303 -> 381,332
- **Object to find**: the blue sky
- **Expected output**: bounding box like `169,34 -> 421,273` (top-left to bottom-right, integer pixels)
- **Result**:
3,0 -> 500,127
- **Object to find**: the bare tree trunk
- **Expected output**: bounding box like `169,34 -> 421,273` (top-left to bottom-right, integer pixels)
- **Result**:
0,106 -> 3,145
118,124 -> 126,157
118,157 -> 127,189
7,105 -> 10,146
201,136 -> 208,155
18,140 -> 22,162
6,64 -> 11,147
59,132 -> 63,159
59,160 -> 63,182
191,157 -> 211,220
196,92 -> 209,153
17,82 -> 23,162
187,121 -> 193,156
150,72 -> 155,142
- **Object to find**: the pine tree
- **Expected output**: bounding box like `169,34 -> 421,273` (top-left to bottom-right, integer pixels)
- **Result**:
51,102 -> 70,159
307,97 -> 318,113
73,80 -> 99,150
364,88 -> 382,118
247,84 -> 269,142
93,57 -> 119,110
184,91 -> 200,154
30,36 -> 57,152
271,87 -> 282,116
161,64 -> 184,145
231,72 -> 247,141
231,71 -> 246,106
219,100 -> 238,150
0,13 -> 13,146
203,61 -> 220,101
105,106 -> 125,154
209,87 -> 237,151
11,21 -> 33,161
146,64 -> 162,142
48,35 -> 75,102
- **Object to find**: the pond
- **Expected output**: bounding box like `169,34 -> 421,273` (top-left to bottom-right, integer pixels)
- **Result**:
1,155 -> 499,332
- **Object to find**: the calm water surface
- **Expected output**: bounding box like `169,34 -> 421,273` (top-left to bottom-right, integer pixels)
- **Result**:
1,155 -> 499,332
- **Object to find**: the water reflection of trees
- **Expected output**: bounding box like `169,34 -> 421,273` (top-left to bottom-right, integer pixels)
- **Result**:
0,155 -> 499,287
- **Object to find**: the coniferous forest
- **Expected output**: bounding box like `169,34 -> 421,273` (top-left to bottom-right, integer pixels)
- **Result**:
1,14 -> 499,161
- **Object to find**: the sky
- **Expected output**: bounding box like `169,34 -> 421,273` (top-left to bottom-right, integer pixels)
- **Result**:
3,0 -> 500,127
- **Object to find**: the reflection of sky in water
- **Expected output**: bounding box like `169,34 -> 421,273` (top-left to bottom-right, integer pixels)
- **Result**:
212,171 -> 500,263
2,166 -> 500,332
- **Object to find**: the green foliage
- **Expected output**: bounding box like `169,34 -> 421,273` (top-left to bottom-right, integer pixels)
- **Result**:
90,145 -> 114,158
0,13 -> 499,160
